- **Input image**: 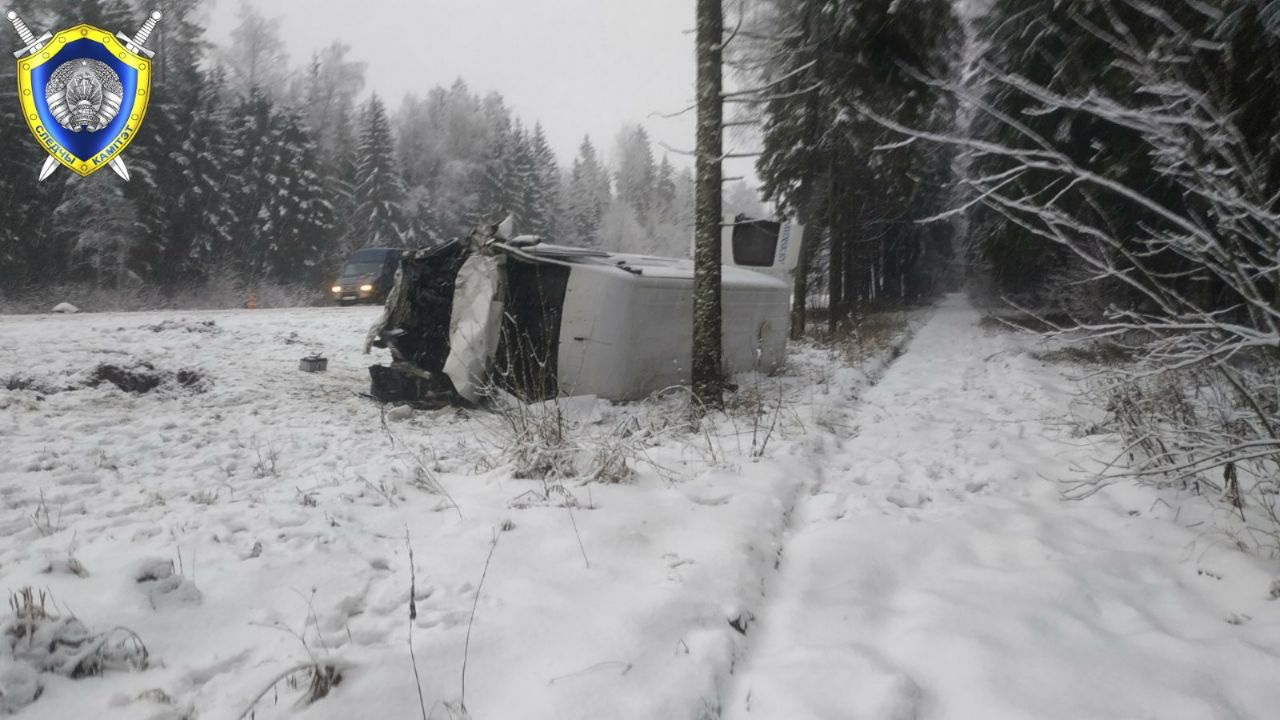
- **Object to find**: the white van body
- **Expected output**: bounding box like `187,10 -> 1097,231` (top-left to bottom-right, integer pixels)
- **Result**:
529,247 -> 791,401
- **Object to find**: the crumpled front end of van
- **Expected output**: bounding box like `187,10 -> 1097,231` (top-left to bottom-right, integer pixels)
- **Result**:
364,224 -> 512,407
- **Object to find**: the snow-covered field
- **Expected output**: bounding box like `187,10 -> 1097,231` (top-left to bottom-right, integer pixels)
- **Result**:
0,296 -> 1276,719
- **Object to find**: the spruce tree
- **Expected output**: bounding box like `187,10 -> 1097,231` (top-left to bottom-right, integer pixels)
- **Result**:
654,156 -> 677,222
52,173 -> 138,288
753,0 -> 961,318
615,125 -> 657,222
351,95 -> 408,248
972,0 -> 1277,307
564,136 -> 611,247
224,90 -> 277,279
475,94 -> 518,229
172,69 -> 235,280
264,107 -> 335,281
124,0 -> 218,286
508,122 -> 539,233
525,123 -> 562,238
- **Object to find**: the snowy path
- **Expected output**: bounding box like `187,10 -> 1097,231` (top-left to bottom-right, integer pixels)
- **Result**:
727,295 -> 1280,720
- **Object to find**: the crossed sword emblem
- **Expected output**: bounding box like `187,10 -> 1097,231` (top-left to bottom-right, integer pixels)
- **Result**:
6,9 -> 162,182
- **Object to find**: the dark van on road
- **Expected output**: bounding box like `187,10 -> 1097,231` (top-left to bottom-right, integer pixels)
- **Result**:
330,247 -> 400,305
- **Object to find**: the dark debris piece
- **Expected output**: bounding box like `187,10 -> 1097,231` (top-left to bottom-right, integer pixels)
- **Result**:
175,369 -> 208,390
368,365 -> 459,409
90,363 -> 162,394
87,364 -> 209,395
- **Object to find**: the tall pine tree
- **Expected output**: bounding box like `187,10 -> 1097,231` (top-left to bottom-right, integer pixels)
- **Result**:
524,123 -> 562,237
564,136 -> 611,247
615,125 -> 657,222
351,95 -> 408,248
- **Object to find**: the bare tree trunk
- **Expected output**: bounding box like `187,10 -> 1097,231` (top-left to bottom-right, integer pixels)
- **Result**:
789,174 -> 814,341
843,180 -> 859,317
789,2 -> 823,341
827,167 -> 844,333
692,0 -> 724,410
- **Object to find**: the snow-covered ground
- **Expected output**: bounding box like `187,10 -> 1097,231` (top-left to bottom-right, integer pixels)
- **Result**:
724,299 -> 1280,719
0,296 -> 1276,719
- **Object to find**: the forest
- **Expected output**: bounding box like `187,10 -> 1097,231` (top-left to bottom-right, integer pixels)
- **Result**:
4,0 -> 1279,355
0,0 -> 758,300
738,0 -> 1280,538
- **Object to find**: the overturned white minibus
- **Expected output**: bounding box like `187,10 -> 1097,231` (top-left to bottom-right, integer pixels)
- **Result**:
365,217 -> 803,404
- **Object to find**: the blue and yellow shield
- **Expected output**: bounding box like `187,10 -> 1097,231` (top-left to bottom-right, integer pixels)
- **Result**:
15,25 -> 151,177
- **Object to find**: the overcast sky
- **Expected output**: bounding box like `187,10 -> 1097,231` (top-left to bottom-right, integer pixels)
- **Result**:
206,0 -> 744,177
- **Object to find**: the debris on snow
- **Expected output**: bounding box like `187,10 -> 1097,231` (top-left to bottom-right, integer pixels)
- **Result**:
51,303 -> 79,314
174,369 -> 209,392
384,404 -> 414,422
142,319 -> 219,334
90,363 -> 162,394
244,541 -> 264,561
726,606 -> 754,636
2,374 -> 63,396
88,362 -> 208,395
368,364 -> 456,408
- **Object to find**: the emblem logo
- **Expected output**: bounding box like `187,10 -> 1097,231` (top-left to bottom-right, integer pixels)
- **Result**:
7,9 -> 162,181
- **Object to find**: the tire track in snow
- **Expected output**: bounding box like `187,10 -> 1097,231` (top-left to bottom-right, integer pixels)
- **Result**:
718,297 -> 1056,718
717,311 -> 925,712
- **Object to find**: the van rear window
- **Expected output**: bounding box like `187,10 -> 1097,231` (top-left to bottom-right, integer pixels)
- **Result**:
732,221 -> 780,267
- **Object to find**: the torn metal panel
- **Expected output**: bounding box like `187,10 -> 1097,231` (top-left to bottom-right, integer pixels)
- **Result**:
442,252 -> 506,403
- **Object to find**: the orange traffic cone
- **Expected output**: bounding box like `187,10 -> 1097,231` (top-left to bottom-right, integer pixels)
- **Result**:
247,290 -> 257,310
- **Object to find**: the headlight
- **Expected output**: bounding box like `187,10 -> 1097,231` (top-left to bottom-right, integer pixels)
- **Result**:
360,284 -> 374,292
331,286 -> 342,293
